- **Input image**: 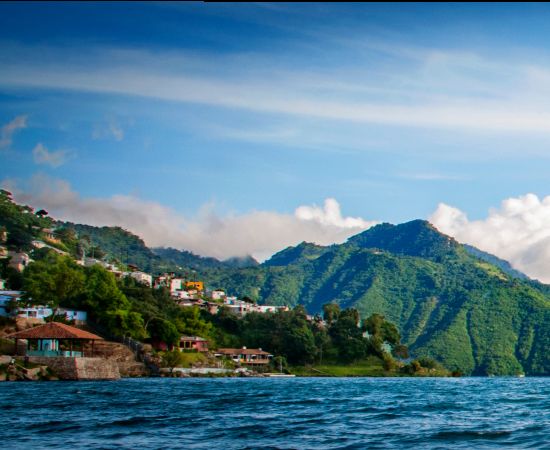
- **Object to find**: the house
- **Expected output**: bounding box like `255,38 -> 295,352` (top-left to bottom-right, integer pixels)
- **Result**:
7,321 -> 102,357
255,305 -> 289,314
128,271 -> 153,287
185,280 -> 204,292
179,336 -> 209,352
170,278 -> 186,294
16,306 -> 87,324
8,251 -> 32,272
0,290 -> 23,316
215,347 -> 273,366
42,228 -> 60,243
210,290 -> 226,300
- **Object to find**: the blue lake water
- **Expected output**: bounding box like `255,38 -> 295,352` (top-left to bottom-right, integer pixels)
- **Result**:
1,377 -> 549,449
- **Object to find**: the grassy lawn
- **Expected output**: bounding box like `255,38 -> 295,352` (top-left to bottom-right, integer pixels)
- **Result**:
291,356 -> 391,377
178,351 -> 207,368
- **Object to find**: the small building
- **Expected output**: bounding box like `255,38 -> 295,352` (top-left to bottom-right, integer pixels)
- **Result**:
170,278 -> 186,294
0,290 -> 23,316
179,336 -> 209,352
7,322 -> 103,357
14,306 -> 87,324
8,251 -> 32,272
129,271 -> 153,287
215,347 -> 273,366
210,290 -> 226,300
42,228 -> 60,243
185,281 -> 204,292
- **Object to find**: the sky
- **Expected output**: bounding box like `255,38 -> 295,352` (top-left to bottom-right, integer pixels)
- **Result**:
4,3 -> 550,280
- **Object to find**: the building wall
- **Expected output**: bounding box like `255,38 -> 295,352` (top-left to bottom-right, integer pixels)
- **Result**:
28,356 -> 120,380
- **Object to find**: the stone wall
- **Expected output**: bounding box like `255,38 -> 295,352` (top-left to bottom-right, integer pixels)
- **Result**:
28,356 -> 120,380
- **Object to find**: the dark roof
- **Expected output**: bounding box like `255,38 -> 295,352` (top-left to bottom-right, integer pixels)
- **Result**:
216,348 -> 271,356
7,322 -> 103,340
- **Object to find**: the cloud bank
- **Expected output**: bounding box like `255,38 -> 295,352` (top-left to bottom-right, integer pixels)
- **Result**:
6,175 -> 376,262
8,175 -> 550,282
0,115 -> 27,148
430,194 -> 550,283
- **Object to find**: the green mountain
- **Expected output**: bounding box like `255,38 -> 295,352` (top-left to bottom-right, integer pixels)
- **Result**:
153,247 -> 258,270
58,223 -> 258,273
204,221 -> 550,376
463,244 -> 530,280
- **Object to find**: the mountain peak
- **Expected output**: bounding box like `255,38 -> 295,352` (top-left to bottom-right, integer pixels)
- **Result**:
264,241 -> 327,266
347,219 -> 458,259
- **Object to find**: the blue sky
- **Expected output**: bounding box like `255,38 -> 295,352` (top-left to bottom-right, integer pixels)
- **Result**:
4,2 -> 550,275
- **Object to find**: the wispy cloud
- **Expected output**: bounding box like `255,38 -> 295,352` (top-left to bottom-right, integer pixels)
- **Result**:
92,117 -> 124,141
398,172 -> 467,181
4,42 -> 550,137
32,143 -> 71,168
4,175 -> 377,261
0,115 -> 27,148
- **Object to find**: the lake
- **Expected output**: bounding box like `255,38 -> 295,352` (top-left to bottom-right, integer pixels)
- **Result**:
1,377 -> 549,449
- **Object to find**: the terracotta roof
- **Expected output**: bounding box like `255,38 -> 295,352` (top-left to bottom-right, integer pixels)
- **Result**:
216,348 -> 271,356
7,322 -> 103,340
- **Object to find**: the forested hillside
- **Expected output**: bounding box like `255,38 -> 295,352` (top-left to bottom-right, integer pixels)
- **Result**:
203,221 -> 550,376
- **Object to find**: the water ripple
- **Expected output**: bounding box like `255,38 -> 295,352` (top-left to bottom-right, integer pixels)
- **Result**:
1,378 -> 550,449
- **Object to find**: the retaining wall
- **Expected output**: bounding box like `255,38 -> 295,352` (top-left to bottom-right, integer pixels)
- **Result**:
28,356 -> 120,380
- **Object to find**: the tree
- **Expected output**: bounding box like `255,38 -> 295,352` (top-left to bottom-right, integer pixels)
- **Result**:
149,318 -> 180,347
322,303 -> 341,326
22,253 -> 85,315
175,306 -> 213,338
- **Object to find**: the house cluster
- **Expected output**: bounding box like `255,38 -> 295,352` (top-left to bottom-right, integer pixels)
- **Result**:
0,290 -> 87,323
157,335 -> 274,368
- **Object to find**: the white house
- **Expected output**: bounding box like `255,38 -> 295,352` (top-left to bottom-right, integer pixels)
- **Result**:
17,306 -> 87,323
170,278 -> 185,294
129,271 -> 153,287
210,290 -> 226,300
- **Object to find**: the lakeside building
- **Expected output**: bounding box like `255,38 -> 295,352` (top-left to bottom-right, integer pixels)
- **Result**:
215,347 -> 273,366
179,336 -> 209,352
7,321 -> 102,358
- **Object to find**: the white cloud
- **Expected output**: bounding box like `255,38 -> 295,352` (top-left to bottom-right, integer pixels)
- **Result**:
32,143 -> 70,168
92,118 -> 124,141
5,175 -> 377,262
430,194 -> 550,283
0,115 -> 27,148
